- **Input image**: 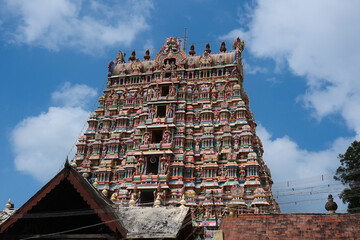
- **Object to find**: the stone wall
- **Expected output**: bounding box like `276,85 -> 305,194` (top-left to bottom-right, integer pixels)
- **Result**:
221,213 -> 360,240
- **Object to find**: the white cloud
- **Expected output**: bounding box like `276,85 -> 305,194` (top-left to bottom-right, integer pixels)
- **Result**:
243,60 -> 267,75
1,0 -> 153,53
265,77 -> 280,84
52,82 -> 97,108
223,0 -> 360,136
257,125 -> 351,183
11,83 -> 96,182
143,39 -> 154,52
257,124 -> 351,212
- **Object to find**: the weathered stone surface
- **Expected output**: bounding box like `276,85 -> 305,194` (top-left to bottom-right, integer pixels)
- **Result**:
116,206 -> 190,239
221,213 -> 360,239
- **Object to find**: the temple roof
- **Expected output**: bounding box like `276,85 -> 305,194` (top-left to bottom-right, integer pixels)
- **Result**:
0,161 -> 193,239
108,37 -> 241,77
0,161 -> 126,238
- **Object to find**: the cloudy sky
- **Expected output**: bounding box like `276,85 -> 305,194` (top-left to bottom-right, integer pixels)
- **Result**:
1,0 -> 359,213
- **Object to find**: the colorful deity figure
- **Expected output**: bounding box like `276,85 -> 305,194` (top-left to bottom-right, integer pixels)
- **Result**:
195,137 -> 201,153
135,153 -> 145,175
119,89 -> 125,101
160,154 -> 170,174
137,86 -> 143,98
111,119 -> 116,130
148,105 -> 156,119
169,83 -> 176,97
193,85 -> 199,102
120,142 -> 126,154
186,84 -> 192,96
102,143 -> 107,158
166,104 -> 174,118
239,168 -> 246,179
216,137 -> 222,153
86,146 -> 93,159
211,90 -> 217,101
112,90 -> 119,105
195,113 -> 200,124
218,165 -> 226,177
143,130 -> 150,145
164,60 -> 172,71
162,127 -> 171,143
234,138 -> 239,150
231,66 -> 238,76
211,81 -> 216,92
129,185 -> 140,206
147,87 -> 154,101
214,110 -> 219,123
227,149 -> 237,161
226,84 -> 234,99
154,84 -> 160,98
153,183 -> 166,205
115,50 -> 125,64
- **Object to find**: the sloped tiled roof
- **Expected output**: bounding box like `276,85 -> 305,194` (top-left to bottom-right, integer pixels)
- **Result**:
0,161 -> 126,237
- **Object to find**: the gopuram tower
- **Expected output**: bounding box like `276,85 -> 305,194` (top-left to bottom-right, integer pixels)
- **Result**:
73,37 -> 280,227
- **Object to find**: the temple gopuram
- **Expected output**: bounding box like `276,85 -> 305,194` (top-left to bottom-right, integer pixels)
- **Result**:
72,37 -> 280,228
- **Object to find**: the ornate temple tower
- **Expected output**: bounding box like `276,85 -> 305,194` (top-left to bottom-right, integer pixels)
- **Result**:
73,37 -> 279,226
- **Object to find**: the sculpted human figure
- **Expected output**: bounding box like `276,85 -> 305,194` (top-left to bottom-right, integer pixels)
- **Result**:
164,60 -> 171,71
121,88 -> 127,101
218,165 -> 226,177
193,88 -> 199,102
239,169 -> 245,179
216,138 -> 222,153
169,83 -> 176,97
195,113 -> 200,124
102,143 -> 107,157
166,105 -> 174,118
136,154 -> 145,175
162,128 -> 171,144
86,146 -> 93,159
160,154 -> 170,174
234,138 -> 239,150
154,85 -> 160,98
153,184 -> 166,205
147,87 -> 153,101
214,110 -> 219,122
195,137 -> 200,152
148,105 -> 156,119
130,185 -> 140,205
143,132 -> 150,145
120,142 -> 126,154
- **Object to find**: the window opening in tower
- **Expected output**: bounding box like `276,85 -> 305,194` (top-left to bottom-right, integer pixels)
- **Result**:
140,190 -> 154,205
157,105 -> 166,118
161,86 -> 169,96
146,156 -> 159,175
151,130 -> 163,143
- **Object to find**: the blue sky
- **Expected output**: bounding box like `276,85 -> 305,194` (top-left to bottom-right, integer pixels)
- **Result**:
1,0 -> 359,213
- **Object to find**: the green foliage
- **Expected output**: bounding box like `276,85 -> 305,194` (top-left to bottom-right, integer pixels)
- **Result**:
334,140 -> 360,213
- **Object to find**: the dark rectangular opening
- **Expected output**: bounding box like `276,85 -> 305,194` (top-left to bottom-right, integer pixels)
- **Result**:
146,156 -> 159,175
151,130 -> 163,143
165,72 -> 171,78
168,58 -> 176,65
157,105 -> 166,118
140,190 -> 154,205
161,86 -> 169,96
